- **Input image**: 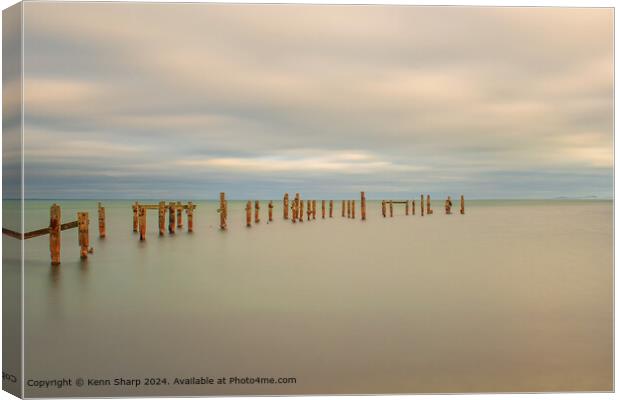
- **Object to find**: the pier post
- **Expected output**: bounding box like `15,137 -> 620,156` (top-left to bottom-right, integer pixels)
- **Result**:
187,201 -> 194,232
177,202 -> 183,228
307,200 -> 311,221
421,195 -> 424,216
255,200 -> 260,224
312,200 -> 316,220
299,199 -> 304,223
342,200 -> 345,217
158,201 -> 166,235
246,201 -> 252,227
445,196 -> 452,215
405,201 -> 409,216
138,206 -> 146,241
322,200 -> 326,219
412,200 -> 415,215
346,200 -> 351,218
133,201 -> 139,232
382,200 -> 386,218
329,200 -> 333,218
361,192 -> 366,221
460,195 -> 465,214
169,203 -> 176,233
427,195 -> 432,215
269,201 -> 273,222
98,202 -> 106,238
389,201 -> 393,217
50,204 -> 61,265
352,200 -> 356,219
78,212 -> 90,258
283,193 -> 289,220
219,192 -> 227,230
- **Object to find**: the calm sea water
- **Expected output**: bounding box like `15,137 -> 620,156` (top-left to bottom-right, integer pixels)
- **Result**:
6,200 -> 613,395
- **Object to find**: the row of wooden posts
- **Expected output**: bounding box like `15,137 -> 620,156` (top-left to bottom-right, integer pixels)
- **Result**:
132,201 -> 196,241
381,195 -> 465,217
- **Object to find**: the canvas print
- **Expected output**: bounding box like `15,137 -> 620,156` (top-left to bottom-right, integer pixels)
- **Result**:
2,2 -> 613,398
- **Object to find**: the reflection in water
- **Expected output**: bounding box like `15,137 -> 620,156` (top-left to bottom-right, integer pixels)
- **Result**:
22,200 -> 613,396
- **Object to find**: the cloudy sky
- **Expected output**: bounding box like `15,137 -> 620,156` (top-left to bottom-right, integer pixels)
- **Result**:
19,3 -> 613,199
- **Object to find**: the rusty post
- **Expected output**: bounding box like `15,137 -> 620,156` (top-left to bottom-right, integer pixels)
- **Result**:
329,200 -> 333,218
98,202 -> 106,238
321,200 -> 326,219
283,193 -> 289,220
421,195 -> 425,216
177,201 -> 183,228
412,200 -> 415,215
352,200 -> 356,219
427,194 -> 432,215
307,200 -> 312,221
361,192 -> 366,221
132,201 -> 139,232
268,201 -> 273,222
219,192 -> 227,230
169,202 -> 176,233
255,200 -> 260,224
382,200 -> 386,217
460,195 -> 465,215
312,200 -> 316,220
299,199 -> 304,223
78,211 -> 90,258
445,196 -> 452,215
138,206 -> 146,241
389,201 -> 393,217
158,201 -> 166,235
246,201 -> 252,227
187,201 -> 194,232
341,200 -> 345,217
50,204 -> 61,265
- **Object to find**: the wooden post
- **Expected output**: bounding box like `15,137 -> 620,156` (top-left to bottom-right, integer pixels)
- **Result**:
268,201 -> 273,222
329,200 -> 333,218
138,206 -> 146,241
299,199 -> 304,223
307,200 -> 311,221
98,202 -> 106,238
412,200 -> 415,215
421,195 -> 425,216
445,196 -> 452,215
219,192 -> 227,230
427,194 -> 432,215
342,200 -> 345,217
246,201 -> 252,227
346,200 -> 350,218
187,201 -> 194,232
351,200 -> 355,219
283,193 -> 289,220
158,201 -> 166,235
255,200 -> 260,223
50,204 -> 61,265
177,201 -> 183,228
321,200 -> 326,219
169,203 -> 176,233
381,200 -> 386,218
78,212 -> 89,258
405,201 -> 409,216
460,195 -> 465,215
361,192 -> 366,221
132,201 -> 139,232
389,200 -> 393,217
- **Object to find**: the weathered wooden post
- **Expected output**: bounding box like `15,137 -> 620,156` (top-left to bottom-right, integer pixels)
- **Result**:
283,193 -> 289,220
177,201 -> 183,228
460,195 -> 465,215
342,200 -> 345,217
361,192 -> 366,221
307,200 -> 312,221
268,201 -> 273,222
168,202 -> 176,233
78,212 -> 90,258
219,192 -> 227,230
246,201 -> 252,227
352,200 -> 356,219
255,200 -> 260,224
322,200 -> 326,219
421,195 -> 425,216
299,199 -> 304,223
345,200 -> 349,218
132,201 -> 139,232
412,200 -> 415,215
329,200 -> 333,218
98,202 -> 106,238
187,201 -> 194,232
138,206 -> 146,241
50,204 -> 61,265
158,201 -> 166,235
427,194 -> 433,215
405,201 -> 409,216
381,200 -> 386,217
312,200 -> 316,220
389,201 -> 394,217
445,196 -> 452,215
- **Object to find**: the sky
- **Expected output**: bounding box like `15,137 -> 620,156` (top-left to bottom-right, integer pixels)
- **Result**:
14,3 -> 614,199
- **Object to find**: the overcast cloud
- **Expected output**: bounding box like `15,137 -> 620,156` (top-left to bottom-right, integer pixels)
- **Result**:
18,3 -> 613,199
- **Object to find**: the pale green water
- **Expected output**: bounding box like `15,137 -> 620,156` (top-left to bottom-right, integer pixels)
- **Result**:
7,200 -> 613,395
